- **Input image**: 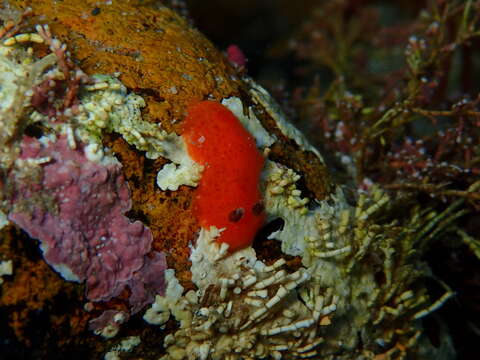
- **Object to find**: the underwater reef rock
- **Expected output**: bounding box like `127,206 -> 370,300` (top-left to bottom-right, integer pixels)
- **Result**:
0,0 -> 460,359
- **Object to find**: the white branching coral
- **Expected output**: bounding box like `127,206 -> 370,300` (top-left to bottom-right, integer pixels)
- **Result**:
246,78 -> 324,161
73,75 -> 203,190
144,269 -> 185,327
0,30 -> 202,192
151,228 -> 337,360
0,33 -> 57,169
0,23 -> 67,227
221,97 -> 275,148
104,336 -> 141,360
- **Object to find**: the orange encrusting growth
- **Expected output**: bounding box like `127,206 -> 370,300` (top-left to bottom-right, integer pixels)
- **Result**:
182,100 -> 265,252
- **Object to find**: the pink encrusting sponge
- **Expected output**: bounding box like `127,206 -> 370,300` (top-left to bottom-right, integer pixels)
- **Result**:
183,100 -> 265,252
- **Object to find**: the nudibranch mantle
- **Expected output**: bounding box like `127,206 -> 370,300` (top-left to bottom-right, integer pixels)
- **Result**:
182,100 -> 266,252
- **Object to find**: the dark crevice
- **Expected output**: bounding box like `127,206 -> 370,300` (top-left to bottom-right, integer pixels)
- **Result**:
254,217 -> 284,242
133,87 -> 165,103
252,217 -> 285,262
23,123 -> 45,139
125,208 -> 150,226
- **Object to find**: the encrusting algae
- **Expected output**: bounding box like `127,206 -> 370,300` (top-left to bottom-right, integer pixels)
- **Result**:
0,0 -> 474,359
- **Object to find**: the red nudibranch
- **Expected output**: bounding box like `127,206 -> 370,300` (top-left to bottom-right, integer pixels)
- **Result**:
182,100 -> 265,252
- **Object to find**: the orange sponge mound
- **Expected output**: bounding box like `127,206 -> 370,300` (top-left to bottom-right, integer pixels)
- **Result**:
183,100 -> 265,252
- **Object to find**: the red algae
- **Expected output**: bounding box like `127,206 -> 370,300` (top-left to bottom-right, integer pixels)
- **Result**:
183,101 -> 265,252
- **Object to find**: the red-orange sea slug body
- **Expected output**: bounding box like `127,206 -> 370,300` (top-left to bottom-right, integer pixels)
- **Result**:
183,100 -> 265,252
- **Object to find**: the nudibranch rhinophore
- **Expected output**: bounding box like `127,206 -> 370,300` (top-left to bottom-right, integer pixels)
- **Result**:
182,100 -> 265,252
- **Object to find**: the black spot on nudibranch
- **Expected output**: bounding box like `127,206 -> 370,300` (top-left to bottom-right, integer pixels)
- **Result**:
91,7 -> 101,16
228,208 -> 245,222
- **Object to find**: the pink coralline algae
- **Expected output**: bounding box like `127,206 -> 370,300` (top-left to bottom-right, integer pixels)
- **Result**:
8,135 -> 166,311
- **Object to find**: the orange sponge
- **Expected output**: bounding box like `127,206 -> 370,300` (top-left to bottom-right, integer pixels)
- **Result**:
183,100 -> 265,252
